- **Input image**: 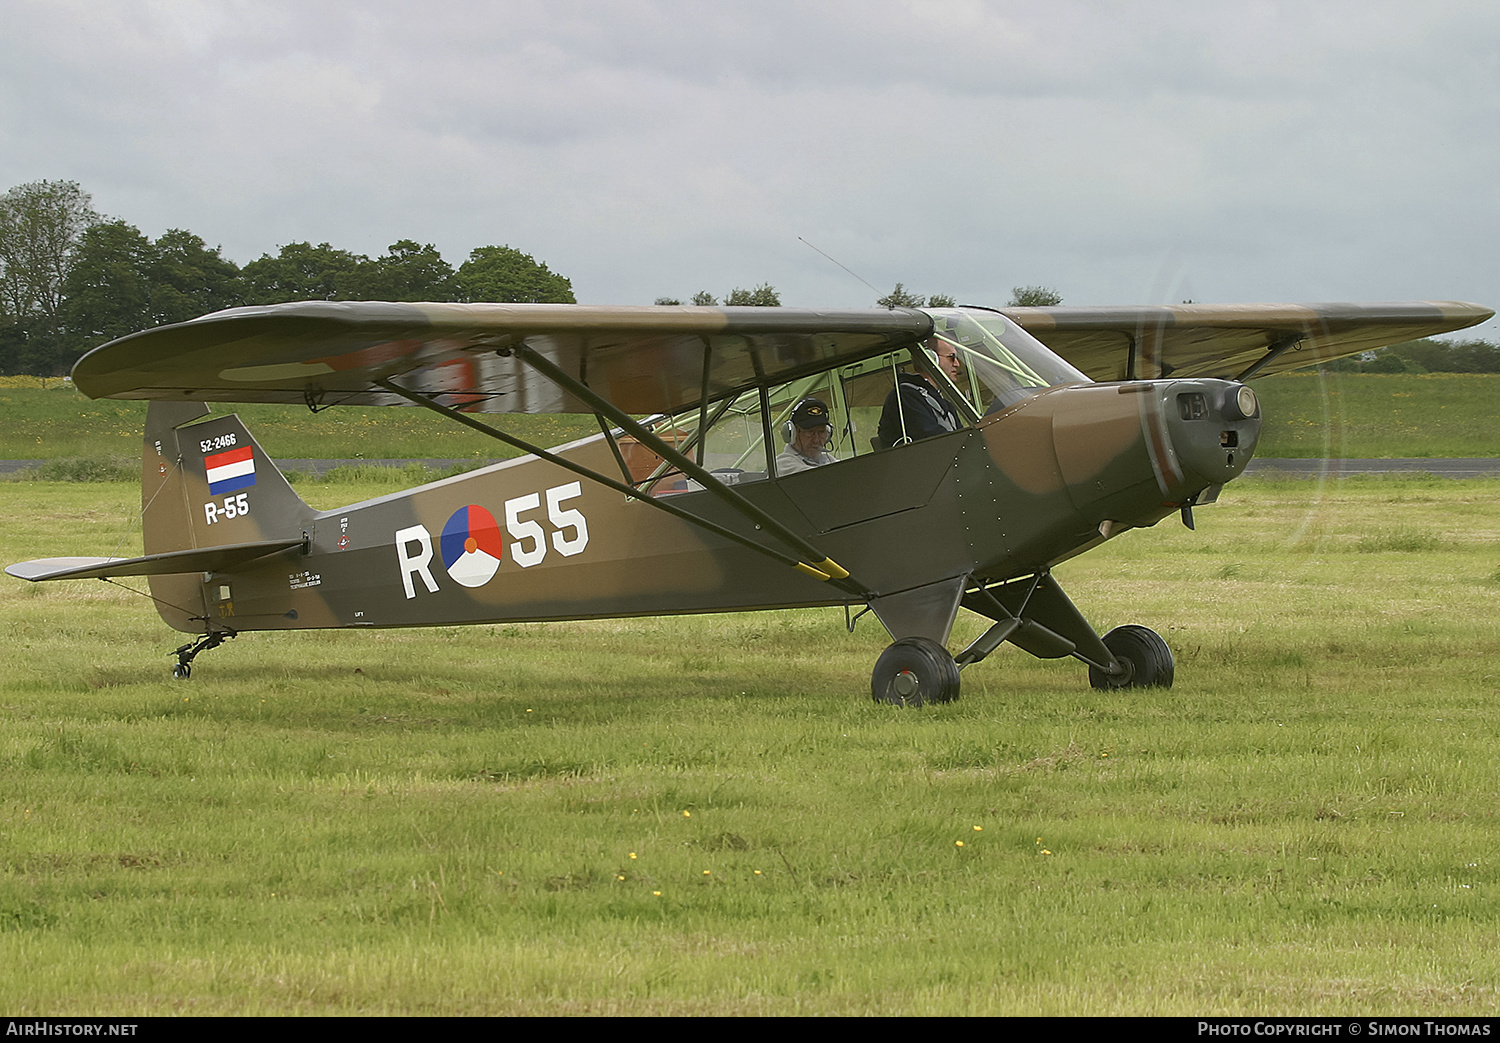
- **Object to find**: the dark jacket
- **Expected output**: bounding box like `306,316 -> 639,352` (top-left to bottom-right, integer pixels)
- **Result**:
878,373 -> 962,447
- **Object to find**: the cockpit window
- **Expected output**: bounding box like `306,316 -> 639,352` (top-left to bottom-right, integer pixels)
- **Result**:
636,308 -> 1090,491
923,308 -> 1089,413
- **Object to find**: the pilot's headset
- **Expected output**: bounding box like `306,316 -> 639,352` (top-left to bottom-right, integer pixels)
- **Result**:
781,396 -> 834,444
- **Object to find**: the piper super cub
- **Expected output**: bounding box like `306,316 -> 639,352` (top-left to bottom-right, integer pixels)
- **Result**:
7,299 -> 1491,704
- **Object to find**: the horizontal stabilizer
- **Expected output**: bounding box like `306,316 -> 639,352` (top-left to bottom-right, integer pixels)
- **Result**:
5,538 -> 307,582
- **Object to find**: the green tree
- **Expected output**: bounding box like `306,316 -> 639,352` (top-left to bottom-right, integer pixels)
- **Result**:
457,245 -> 575,304
724,284 -> 780,306
654,297 -> 682,306
59,220 -> 156,356
0,180 -> 99,323
0,181 -> 99,373
58,222 -> 244,364
1008,285 -> 1063,307
149,229 -> 242,325
877,283 -> 925,308
875,284 -> 955,309
1364,351 -> 1415,374
353,240 -> 458,302
1386,337 -> 1500,373
690,291 -> 718,306
242,242 -> 368,304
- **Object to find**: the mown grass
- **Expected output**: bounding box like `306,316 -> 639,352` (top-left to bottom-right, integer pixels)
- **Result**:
1,476 -> 1498,1014
6,372 -> 1500,463
1253,371 -> 1500,458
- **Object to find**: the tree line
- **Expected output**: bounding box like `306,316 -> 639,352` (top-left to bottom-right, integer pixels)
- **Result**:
0,180 -> 576,375
1326,338 -> 1500,374
0,178 -> 1088,377
653,283 -> 987,309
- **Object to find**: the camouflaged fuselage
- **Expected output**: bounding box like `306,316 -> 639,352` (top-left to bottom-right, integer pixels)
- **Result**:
142,373 -> 1259,638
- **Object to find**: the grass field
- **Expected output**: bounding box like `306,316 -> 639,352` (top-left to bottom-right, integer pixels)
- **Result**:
2,475 -> 1498,1014
1252,372 -> 1500,458
0,379 -> 598,464
6,371 -> 1500,464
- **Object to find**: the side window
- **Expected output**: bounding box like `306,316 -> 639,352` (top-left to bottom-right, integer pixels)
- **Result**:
645,390 -> 771,495
835,348 -> 973,452
700,391 -> 769,481
837,364 -> 898,455
638,344 -> 986,494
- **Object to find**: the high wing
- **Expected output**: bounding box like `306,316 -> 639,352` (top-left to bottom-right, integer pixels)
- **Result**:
71,302 -> 933,412
1001,301 -> 1494,382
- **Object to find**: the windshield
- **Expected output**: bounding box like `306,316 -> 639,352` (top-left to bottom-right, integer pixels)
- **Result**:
923,308 -> 1089,413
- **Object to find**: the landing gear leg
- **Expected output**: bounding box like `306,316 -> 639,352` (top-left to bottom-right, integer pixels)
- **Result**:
171,630 -> 234,680
963,573 -> 1175,690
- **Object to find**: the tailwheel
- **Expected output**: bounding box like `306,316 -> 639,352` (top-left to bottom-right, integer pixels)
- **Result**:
170,629 -> 234,680
872,637 -> 960,707
1089,625 -> 1174,690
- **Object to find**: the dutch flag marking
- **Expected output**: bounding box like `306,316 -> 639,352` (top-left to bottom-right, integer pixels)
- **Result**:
205,445 -> 256,494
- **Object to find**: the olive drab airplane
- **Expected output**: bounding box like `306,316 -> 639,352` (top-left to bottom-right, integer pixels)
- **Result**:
6,299 -> 1492,704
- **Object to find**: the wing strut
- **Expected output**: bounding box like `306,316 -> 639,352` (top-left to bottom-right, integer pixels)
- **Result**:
508,345 -> 870,593
1235,332 -> 1305,382
374,380 -> 873,598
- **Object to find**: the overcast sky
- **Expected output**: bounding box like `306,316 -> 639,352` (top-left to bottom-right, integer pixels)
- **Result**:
3,0 -> 1496,336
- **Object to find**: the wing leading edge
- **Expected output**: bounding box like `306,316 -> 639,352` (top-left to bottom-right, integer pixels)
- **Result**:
71,302 -> 934,415
71,299 -> 1492,412
1002,301 -> 1494,381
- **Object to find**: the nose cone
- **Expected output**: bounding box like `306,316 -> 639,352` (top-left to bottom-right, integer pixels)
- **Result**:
1163,380 -> 1261,493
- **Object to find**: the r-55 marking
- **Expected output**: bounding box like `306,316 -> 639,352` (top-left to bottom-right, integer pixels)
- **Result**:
204,493 -> 249,524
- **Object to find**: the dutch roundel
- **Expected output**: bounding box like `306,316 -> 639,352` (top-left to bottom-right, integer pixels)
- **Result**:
439,505 -> 504,588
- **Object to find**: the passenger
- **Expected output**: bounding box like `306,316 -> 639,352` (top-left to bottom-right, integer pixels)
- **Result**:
877,339 -> 964,447
775,397 -> 838,475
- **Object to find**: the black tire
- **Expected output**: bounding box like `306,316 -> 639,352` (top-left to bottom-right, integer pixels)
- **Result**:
172,662 -> 191,680
1089,624 -> 1174,689
871,637 -> 960,707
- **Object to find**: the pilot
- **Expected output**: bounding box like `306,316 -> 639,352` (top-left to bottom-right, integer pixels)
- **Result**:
877,339 -> 964,447
775,397 -> 838,476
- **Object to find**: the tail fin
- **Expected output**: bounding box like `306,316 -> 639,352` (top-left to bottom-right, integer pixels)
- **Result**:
142,401 -> 313,632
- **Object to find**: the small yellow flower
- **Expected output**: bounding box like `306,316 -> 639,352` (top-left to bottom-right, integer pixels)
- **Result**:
1041,849 -> 1053,855
703,869 -> 711,875
955,840 -> 964,847
683,810 -> 691,818
653,891 -> 662,896
629,852 -> 637,859
754,870 -> 762,875
617,875 -> 625,881
973,825 -> 982,831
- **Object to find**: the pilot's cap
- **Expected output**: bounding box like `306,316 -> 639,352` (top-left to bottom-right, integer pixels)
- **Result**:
791,398 -> 831,429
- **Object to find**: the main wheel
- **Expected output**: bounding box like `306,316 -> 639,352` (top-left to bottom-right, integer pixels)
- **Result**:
872,637 -> 960,707
172,662 -> 191,680
1089,624 -> 1174,689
